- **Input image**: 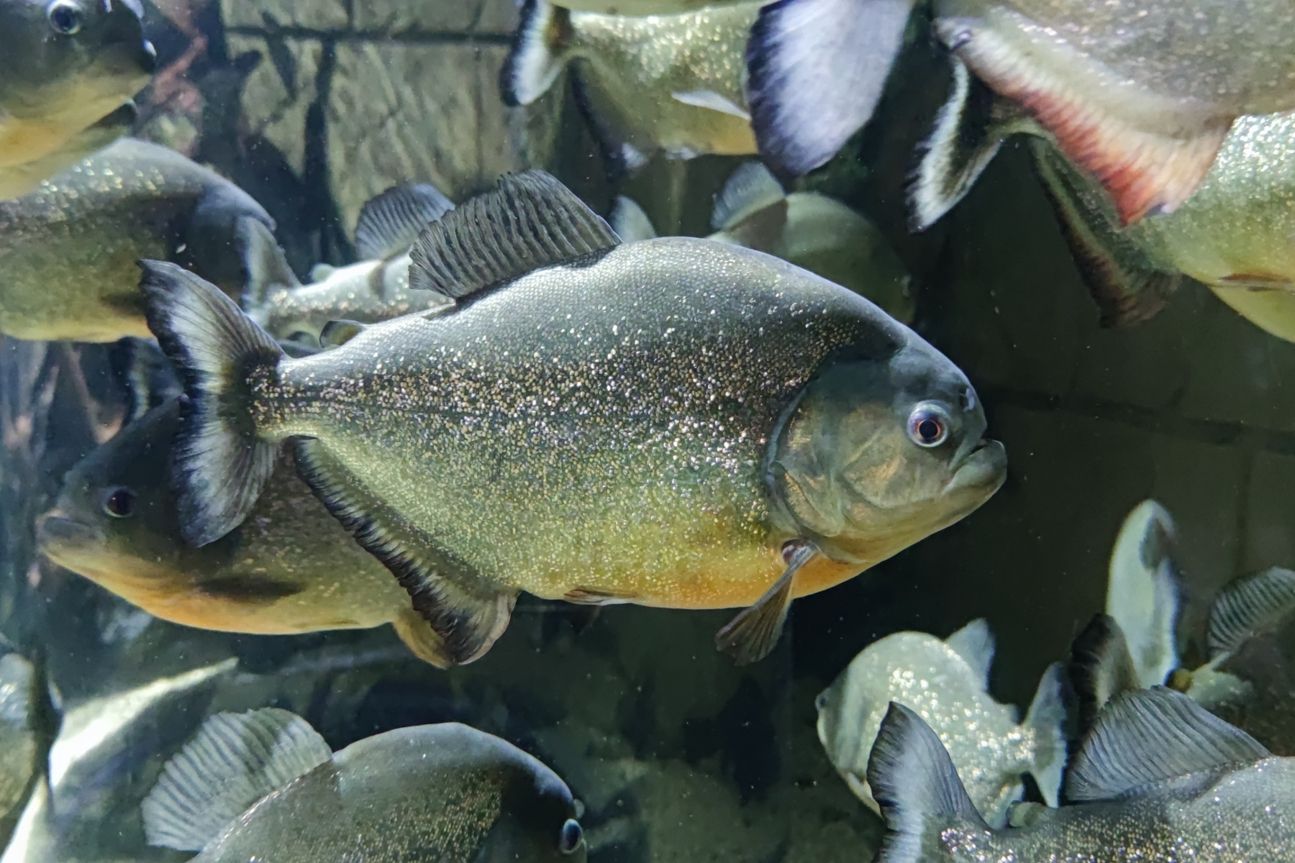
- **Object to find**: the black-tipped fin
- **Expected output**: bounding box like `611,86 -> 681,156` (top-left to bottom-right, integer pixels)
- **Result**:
500,0 -> 573,107
1024,662 -> 1067,808
747,0 -> 917,176
868,702 -> 988,863
294,440 -> 517,665
1068,614 -> 1141,738
354,183 -> 455,261
1208,567 -> 1295,661
1030,140 -> 1180,326
142,708 -> 332,851
237,216 -> 300,311
608,196 -> 658,243
409,170 -> 619,302
910,58 -> 1028,231
140,261 -> 285,547
945,618 -> 994,688
318,319 -> 367,348
391,608 -> 456,669
714,543 -> 813,665
1066,688 -> 1269,803
1105,499 -> 1181,688
711,161 -> 787,233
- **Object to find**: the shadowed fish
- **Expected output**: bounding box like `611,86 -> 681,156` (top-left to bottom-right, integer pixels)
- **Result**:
140,170 -> 1005,667
502,0 -> 761,173
142,709 -> 586,862
0,0 -> 156,199
746,0 -> 1295,224
0,653 -> 39,825
869,687 -> 1295,863
37,399 -> 458,666
0,137 -> 274,342
241,182 -> 456,343
610,161 -> 914,322
815,619 -> 1065,825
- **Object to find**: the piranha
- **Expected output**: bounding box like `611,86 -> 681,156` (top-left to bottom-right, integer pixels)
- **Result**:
36,399 -> 458,666
141,170 -> 1005,666
868,686 -> 1295,863
610,161 -> 914,323
141,709 -> 586,861
0,652 -> 39,823
815,618 -> 1065,825
241,182 -> 456,343
0,137 -> 274,342
746,0 -> 1295,223
502,0 -> 761,173
0,0 -> 156,200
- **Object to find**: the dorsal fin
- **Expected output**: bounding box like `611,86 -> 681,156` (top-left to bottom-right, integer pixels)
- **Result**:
354,183 -> 456,261
408,171 -> 620,302
1105,500 -> 1181,688
1065,688 -> 1269,803
142,709 -> 332,851
1207,567 -> 1295,661
945,618 -> 994,689
711,161 -> 787,232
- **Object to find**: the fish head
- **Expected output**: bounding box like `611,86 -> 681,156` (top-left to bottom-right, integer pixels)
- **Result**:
769,341 -> 1005,566
37,400 -> 210,599
0,0 -> 155,121
480,765 -> 587,861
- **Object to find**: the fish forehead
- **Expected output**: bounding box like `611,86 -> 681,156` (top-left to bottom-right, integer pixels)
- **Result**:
943,0 -> 1295,105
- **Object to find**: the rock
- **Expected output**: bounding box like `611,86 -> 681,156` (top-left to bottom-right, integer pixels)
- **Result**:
351,0 -> 518,37
224,34 -> 325,176
220,0 -> 347,30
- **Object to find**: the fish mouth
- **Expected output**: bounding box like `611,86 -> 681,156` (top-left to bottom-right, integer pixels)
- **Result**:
35,513 -> 103,566
943,439 -> 1007,496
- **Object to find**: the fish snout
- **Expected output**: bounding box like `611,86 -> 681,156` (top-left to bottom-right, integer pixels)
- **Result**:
944,438 -> 1007,496
34,511 -> 99,559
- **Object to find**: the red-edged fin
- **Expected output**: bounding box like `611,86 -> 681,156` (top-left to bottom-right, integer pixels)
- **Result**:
1030,140 -> 1180,327
1218,273 -> 1295,291
940,18 -> 1230,225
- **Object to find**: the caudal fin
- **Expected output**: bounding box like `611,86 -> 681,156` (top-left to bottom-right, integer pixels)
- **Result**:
868,702 -> 988,863
140,261 -> 285,547
747,0 -> 918,176
1024,662 -> 1069,808
500,0 -> 575,107
1068,614 -> 1140,738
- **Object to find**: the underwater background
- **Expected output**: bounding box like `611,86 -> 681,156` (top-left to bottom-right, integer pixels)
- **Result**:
1,0 -> 1294,860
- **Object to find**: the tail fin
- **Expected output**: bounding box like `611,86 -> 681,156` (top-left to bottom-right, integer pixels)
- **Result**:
746,0 -> 918,176
140,261 -> 285,547
500,0 -> 575,107
909,58 -> 1030,231
1024,662 -> 1069,808
1068,614 -> 1140,739
608,196 -> 659,243
110,337 -> 182,422
868,702 -> 988,863
1105,500 -> 1182,688
1207,567 -> 1295,664
236,216 -> 299,311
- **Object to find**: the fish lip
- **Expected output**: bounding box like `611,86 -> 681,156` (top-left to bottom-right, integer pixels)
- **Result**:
944,438 -> 1007,495
35,514 -> 101,561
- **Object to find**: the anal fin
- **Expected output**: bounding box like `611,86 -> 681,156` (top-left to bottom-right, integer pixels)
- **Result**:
714,543 -> 815,665
293,439 -> 516,665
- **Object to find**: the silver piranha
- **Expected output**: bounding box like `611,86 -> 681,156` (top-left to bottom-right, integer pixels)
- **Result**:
0,0 -> 156,199
610,161 -> 914,323
502,0 -> 760,173
815,619 -> 1065,825
0,137 -> 274,342
37,399 -> 455,666
747,0 -> 1295,223
242,182 -> 456,343
141,170 -> 1005,667
868,686 -> 1295,863
142,709 -> 586,862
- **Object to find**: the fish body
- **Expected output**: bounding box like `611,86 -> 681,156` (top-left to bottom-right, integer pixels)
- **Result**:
143,711 -> 586,862
867,688 -> 1295,863
0,137 -> 274,341
747,0 -> 1295,223
556,0 -> 748,12
37,399 -> 450,665
0,654 -> 38,822
503,0 -> 759,171
0,0 -> 156,198
142,172 -> 1005,666
816,621 -> 1064,824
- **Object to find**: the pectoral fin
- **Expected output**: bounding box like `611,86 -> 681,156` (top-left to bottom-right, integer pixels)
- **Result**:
715,542 -> 815,665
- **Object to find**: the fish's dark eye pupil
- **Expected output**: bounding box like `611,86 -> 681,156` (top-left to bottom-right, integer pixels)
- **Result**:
559,818 -> 583,854
918,419 -> 941,442
103,488 -> 135,518
47,2 -> 82,34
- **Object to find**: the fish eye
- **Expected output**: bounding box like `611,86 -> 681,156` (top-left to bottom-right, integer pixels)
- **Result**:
558,818 -> 583,854
906,403 -> 951,449
101,486 -> 136,519
46,0 -> 84,35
